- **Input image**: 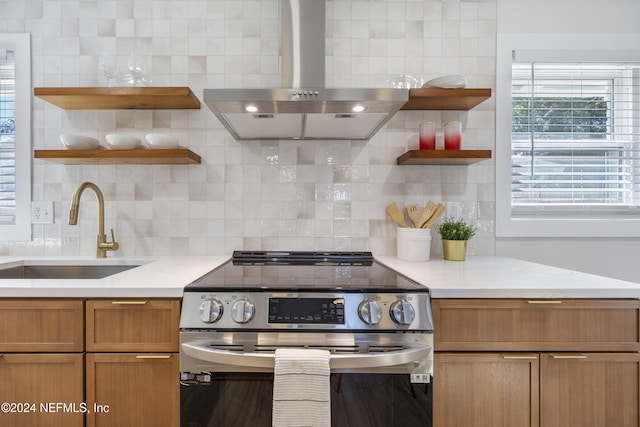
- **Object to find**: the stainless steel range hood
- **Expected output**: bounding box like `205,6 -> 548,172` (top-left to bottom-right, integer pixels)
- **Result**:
203,0 -> 408,140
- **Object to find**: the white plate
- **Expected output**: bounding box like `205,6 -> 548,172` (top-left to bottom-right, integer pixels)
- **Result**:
422,75 -> 467,89
60,134 -> 100,150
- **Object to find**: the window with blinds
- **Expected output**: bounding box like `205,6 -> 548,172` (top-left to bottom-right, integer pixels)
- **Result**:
0,49 -> 16,225
510,62 -> 640,215
0,33 -> 30,241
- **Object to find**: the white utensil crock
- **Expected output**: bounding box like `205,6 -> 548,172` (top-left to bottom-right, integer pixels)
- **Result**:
397,228 -> 431,262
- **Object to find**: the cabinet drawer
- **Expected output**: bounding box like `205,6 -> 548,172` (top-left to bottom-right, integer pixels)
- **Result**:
433,299 -> 640,351
86,299 -> 180,352
0,299 -> 84,352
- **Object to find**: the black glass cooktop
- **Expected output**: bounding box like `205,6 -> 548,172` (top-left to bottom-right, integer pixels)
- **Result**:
185,251 -> 428,292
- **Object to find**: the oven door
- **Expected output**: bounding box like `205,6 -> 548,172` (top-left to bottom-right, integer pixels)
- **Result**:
180,331 -> 433,427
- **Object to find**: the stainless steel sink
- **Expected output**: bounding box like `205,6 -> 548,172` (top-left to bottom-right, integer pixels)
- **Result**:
0,264 -> 139,279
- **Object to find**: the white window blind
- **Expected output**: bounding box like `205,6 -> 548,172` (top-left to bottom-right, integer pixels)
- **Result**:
511,62 -> 640,215
0,33 -> 30,241
0,49 -> 16,225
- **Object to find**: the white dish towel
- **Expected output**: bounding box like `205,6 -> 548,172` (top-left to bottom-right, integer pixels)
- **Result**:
272,348 -> 331,427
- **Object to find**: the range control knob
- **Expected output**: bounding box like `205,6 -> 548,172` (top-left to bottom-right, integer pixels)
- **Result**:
199,298 -> 223,324
389,299 -> 416,325
231,299 -> 255,324
358,299 -> 382,326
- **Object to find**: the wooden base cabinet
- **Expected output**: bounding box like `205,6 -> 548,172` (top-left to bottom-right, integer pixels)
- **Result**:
0,353 -> 84,427
0,298 -> 181,427
85,353 -> 179,427
432,299 -> 640,427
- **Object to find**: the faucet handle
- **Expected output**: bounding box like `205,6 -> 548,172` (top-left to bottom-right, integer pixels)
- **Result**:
96,228 -> 119,257
108,228 -> 119,251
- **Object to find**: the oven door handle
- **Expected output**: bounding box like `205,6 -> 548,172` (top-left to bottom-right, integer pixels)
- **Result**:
181,343 -> 431,370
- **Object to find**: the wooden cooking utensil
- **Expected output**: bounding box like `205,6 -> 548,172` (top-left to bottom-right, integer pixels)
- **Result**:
406,204 -> 422,228
386,203 -> 408,228
422,203 -> 446,228
416,200 -> 436,228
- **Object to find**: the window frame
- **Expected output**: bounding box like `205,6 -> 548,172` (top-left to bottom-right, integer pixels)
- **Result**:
496,33 -> 640,237
0,33 -> 31,241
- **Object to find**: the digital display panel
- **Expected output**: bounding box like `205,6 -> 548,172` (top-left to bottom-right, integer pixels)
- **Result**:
268,298 -> 345,324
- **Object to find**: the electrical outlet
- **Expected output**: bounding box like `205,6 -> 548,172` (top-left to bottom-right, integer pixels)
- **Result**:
32,201 -> 54,224
445,202 -> 462,218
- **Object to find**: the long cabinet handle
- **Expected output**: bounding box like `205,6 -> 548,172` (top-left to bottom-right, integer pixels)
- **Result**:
550,353 -> 587,359
502,354 -> 538,359
527,300 -> 562,304
182,342 -> 431,370
111,300 -> 149,305
135,355 -> 171,359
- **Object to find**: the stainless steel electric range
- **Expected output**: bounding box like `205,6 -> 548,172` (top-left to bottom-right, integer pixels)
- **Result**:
179,251 -> 433,427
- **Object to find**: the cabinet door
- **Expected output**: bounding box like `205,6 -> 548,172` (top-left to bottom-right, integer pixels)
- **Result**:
0,299 -> 84,352
85,353 -> 179,427
433,299 -> 640,352
434,353 -> 539,427
86,299 -> 180,352
0,353 -> 84,427
541,353 -> 640,427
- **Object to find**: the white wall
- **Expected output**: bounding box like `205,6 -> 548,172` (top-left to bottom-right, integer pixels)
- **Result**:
498,0 -> 640,34
496,0 -> 640,283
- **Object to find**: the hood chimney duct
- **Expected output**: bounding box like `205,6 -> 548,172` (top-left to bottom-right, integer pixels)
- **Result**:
281,0 -> 326,89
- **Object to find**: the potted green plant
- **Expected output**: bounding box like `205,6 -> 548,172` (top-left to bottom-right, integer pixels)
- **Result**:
436,216 -> 478,261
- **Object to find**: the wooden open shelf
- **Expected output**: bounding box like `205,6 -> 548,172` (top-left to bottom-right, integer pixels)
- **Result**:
398,88 -> 492,165
401,88 -> 492,110
33,87 -> 201,110
397,150 -> 492,165
34,149 -> 201,165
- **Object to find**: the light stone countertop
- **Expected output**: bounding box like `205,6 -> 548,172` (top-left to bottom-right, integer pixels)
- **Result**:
1,255 -> 638,299
376,256 -> 640,299
0,256 -> 230,298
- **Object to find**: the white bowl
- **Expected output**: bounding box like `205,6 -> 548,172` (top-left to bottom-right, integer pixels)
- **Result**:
105,134 -> 142,150
60,134 -> 100,150
144,133 -> 179,149
422,74 -> 467,89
